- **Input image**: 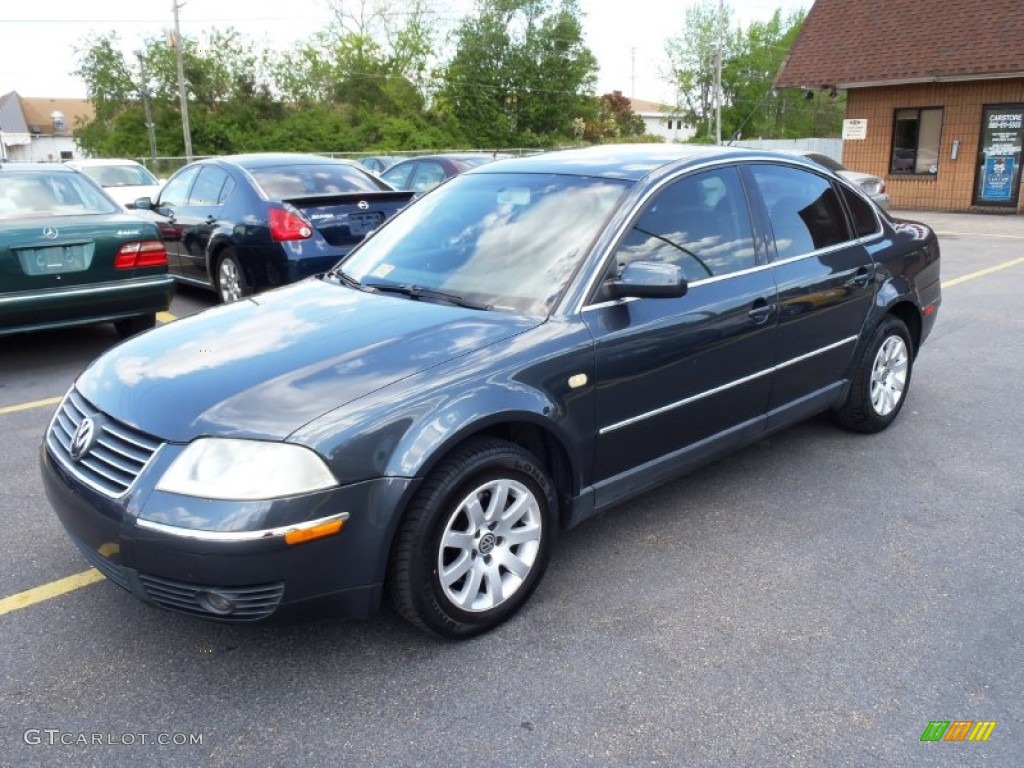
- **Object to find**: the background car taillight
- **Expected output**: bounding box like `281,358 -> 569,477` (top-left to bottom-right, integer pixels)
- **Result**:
269,207 -> 313,241
114,240 -> 167,269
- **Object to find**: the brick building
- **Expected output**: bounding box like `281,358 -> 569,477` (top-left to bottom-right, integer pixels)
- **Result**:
775,0 -> 1024,213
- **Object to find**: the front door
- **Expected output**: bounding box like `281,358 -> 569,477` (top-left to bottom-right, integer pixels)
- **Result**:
972,105 -> 1024,209
583,165 -> 777,509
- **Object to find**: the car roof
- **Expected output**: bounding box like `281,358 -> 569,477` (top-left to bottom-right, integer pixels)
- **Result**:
0,162 -> 78,174
65,158 -> 145,167
471,143 -> 810,181
388,153 -> 498,165
210,153 -> 362,170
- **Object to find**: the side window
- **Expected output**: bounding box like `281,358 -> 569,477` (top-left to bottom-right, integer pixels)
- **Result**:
839,184 -> 880,238
218,175 -> 236,205
613,166 -> 757,282
158,166 -> 200,208
412,162 -> 446,194
750,164 -> 850,260
188,167 -> 230,206
891,107 -> 942,175
382,163 -> 414,190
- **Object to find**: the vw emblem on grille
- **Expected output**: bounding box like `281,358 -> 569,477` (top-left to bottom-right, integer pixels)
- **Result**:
42,226 -> 59,240
357,200 -> 369,210
69,417 -> 97,462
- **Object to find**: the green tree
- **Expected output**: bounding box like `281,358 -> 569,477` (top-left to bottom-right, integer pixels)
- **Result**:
665,4 -> 842,141
437,0 -> 598,146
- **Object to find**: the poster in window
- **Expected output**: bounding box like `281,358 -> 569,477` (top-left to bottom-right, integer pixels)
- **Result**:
981,157 -> 1015,201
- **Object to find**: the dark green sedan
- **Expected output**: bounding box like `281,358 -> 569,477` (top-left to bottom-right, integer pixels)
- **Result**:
0,163 -> 173,338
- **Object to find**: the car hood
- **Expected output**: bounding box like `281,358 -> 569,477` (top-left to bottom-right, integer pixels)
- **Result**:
76,278 -> 542,442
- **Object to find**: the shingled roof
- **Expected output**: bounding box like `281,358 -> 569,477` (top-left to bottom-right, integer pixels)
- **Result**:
775,0 -> 1024,89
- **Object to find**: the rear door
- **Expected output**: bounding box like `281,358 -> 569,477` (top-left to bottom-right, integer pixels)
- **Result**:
745,162 -> 878,425
175,165 -> 235,284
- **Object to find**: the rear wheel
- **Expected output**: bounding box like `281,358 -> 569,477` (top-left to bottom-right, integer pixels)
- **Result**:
216,249 -> 251,303
113,313 -> 156,339
388,438 -> 557,638
834,316 -> 913,433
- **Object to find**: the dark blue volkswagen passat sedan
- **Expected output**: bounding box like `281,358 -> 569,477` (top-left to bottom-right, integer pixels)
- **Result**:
134,153 -> 414,303
41,145 -> 941,638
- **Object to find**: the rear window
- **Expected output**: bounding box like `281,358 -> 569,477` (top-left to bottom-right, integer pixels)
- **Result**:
250,164 -> 389,199
80,164 -> 158,188
0,172 -> 119,219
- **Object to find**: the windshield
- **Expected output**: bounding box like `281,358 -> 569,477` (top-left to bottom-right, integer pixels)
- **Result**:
250,164 -> 390,198
0,172 -> 120,219
340,172 -> 631,315
81,163 -> 159,187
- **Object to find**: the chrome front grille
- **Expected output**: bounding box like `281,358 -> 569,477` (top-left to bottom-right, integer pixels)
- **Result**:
46,388 -> 162,497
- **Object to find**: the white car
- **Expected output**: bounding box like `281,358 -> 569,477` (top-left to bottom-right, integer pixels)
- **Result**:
64,158 -> 163,210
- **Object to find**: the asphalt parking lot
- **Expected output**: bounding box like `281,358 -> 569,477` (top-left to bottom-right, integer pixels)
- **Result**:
1,210 -> 1022,767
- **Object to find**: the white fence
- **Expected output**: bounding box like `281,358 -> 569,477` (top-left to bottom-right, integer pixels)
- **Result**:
731,138 -> 844,163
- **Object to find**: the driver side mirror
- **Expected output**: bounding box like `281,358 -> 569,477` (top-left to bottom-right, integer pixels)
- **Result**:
605,261 -> 689,300
133,196 -> 154,211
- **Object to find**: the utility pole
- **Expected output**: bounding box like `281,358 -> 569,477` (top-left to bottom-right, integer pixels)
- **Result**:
714,0 -> 723,145
136,52 -> 158,168
172,0 -> 193,162
630,47 -> 636,99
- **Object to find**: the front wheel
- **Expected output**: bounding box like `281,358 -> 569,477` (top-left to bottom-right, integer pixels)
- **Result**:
216,249 -> 251,303
834,316 -> 914,433
388,438 -> 557,638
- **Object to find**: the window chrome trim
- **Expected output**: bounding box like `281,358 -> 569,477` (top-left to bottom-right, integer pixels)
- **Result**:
572,156 -> 762,315
598,335 -> 859,435
136,512 -> 350,542
573,155 -> 886,315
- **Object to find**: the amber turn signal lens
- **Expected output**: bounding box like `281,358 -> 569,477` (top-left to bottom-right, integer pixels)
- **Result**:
284,518 -> 345,546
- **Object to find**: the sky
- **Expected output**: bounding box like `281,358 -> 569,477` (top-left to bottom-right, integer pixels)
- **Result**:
0,0 -> 809,105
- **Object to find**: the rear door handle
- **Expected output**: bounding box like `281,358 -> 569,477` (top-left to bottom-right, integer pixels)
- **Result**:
747,298 -> 775,324
849,266 -> 874,288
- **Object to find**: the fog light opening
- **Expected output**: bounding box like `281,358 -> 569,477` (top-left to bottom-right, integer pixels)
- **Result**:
197,590 -> 235,616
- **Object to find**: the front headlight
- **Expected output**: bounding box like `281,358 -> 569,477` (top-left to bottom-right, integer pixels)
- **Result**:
156,438 -> 337,500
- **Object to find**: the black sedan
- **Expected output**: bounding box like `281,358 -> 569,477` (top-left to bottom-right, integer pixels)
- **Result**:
0,163 -> 172,338
42,145 -> 941,637
135,153 -> 414,302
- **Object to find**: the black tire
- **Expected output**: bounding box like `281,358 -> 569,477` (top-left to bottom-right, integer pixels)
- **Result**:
834,315 -> 914,433
388,438 -> 558,639
216,249 -> 251,303
113,313 -> 156,339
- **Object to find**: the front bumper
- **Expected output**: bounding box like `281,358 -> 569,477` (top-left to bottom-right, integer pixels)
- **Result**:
40,441 -> 415,622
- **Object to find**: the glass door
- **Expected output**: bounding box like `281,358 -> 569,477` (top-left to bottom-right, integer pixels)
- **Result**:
973,105 -> 1023,208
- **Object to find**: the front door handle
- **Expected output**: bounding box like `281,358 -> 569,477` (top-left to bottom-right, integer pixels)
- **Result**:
747,298 -> 775,324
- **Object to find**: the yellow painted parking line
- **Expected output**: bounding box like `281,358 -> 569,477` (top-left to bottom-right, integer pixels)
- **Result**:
0,396 -> 62,416
0,568 -> 104,617
942,256 -> 1024,289
157,310 -> 178,323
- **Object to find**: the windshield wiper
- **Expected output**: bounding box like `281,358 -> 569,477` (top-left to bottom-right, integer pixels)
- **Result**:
362,281 -> 491,310
323,267 -> 373,292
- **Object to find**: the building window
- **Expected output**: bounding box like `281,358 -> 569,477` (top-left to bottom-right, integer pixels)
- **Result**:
891,107 -> 942,175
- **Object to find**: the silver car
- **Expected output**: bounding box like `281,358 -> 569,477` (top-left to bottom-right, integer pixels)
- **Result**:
791,151 -> 890,210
